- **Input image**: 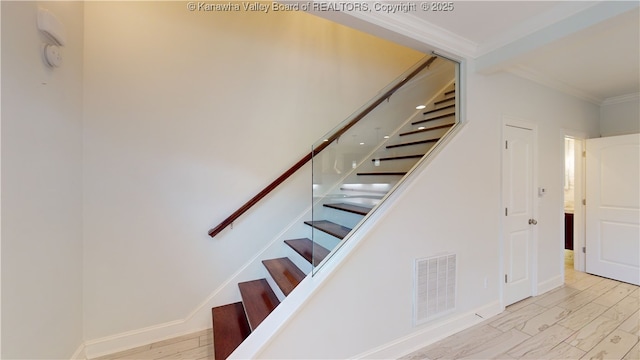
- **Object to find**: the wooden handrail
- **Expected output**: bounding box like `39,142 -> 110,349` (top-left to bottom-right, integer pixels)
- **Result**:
209,55 -> 437,237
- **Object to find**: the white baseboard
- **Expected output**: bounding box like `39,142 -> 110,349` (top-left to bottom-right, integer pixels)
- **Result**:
70,342 -> 86,360
537,275 -> 564,296
353,301 -> 503,359
84,206 -> 313,359
84,318 -> 210,359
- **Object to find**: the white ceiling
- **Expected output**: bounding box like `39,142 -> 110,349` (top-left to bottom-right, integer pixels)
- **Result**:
324,1 -> 640,104
515,6 -> 639,101
412,1 -> 562,48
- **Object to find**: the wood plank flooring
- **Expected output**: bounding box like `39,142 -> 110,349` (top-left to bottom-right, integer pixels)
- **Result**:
90,329 -> 212,360
91,265 -> 638,360
401,266 -> 639,360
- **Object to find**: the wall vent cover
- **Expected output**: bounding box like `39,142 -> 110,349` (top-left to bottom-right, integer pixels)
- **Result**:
414,253 -> 456,324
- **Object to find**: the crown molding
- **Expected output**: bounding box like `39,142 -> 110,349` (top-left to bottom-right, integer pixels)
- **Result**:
476,2 -> 600,57
602,92 -> 640,106
507,65 -> 603,105
475,1 -> 639,74
317,2 -> 638,107
344,10 -> 478,58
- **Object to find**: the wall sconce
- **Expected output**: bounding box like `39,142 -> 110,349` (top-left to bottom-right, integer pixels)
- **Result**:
37,7 -> 66,68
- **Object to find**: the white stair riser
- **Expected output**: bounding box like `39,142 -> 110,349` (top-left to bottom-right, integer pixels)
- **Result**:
322,206 -> 366,230
309,229 -> 342,252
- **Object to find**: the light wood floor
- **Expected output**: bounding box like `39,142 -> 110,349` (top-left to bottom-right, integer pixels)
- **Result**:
402,265 -> 639,360
90,329 -> 213,360
93,265 -> 639,360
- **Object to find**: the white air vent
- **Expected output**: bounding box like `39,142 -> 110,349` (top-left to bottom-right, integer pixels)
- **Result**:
414,254 -> 456,324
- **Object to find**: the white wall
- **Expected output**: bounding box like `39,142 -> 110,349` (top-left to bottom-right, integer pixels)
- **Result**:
474,70 -> 600,289
82,1 -> 423,346
249,64 -> 600,359
600,96 -> 640,136
1,2 -> 84,359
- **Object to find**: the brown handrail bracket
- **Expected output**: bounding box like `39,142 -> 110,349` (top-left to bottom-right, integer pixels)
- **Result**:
209,55 -> 437,237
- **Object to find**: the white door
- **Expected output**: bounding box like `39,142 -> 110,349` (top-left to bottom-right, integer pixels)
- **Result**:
503,124 -> 536,305
586,134 -> 640,285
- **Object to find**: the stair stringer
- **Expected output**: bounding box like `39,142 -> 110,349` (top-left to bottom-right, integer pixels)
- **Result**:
229,122 -> 496,359
82,167 -> 315,358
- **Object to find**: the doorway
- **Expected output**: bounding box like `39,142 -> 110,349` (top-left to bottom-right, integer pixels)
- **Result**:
563,135 -> 586,273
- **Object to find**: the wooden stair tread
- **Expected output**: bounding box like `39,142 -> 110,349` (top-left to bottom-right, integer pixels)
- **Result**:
212,302 -> 251,360
238,279 -> 280,330
412,112 -> 456,125
372,154 -> 424,162
434,97 -> 455,105
400,123 -> 454,136
284,238 -> 330,265
445,89 -> 455,96
423,103 -> 455,115
386,138 -> 439,149
324,202 -> 372,216
304,220 -> 351,239
357,172 -> 407,176
262,258 -> 305,296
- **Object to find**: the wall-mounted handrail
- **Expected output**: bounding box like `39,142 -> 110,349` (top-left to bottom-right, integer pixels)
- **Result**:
208,55 -> 437,237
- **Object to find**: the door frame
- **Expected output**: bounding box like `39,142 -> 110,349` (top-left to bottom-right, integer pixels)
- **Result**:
501,116 -> 539,307
563,130 -> 587,273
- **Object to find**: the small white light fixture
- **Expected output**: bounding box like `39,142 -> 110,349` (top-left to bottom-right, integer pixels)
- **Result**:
323,139 -> 329,142
359,142 -> 365,145
418,126 -> 426,130
374,159 -> 380,167
352,160 -> 357,169
416,105 -> 426,110
43,44 -> 62,67
37,7 -> 66,68
383,135 -> 390,139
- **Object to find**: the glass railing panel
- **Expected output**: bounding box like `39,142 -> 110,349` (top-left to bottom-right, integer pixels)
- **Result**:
311,55 -> 458,273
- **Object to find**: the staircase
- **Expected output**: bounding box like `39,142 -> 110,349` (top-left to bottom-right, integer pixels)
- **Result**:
210,85 -> 456,359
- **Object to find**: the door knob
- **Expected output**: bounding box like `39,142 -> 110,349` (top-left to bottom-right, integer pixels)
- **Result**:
528,219 -> 538,225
